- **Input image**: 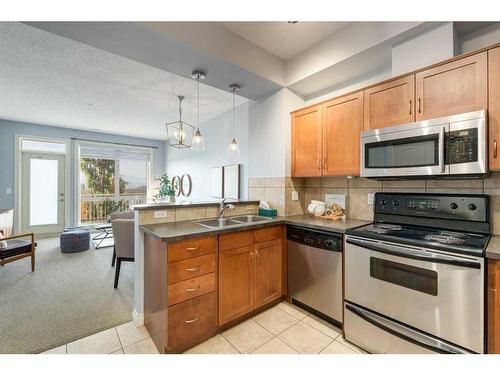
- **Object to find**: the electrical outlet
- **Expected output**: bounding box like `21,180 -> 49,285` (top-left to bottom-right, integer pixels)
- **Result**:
368,193 -> 375,206
153,210 -> 168,219
6,187 -> 11,195
246,205 -> 254,211
291,191 -> 299,201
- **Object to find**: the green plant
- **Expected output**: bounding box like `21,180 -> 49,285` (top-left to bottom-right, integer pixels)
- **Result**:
155,174 -> 177,199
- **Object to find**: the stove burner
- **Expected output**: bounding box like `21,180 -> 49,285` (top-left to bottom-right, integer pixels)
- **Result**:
424,234 -> 467,245
365,224 -> 403,234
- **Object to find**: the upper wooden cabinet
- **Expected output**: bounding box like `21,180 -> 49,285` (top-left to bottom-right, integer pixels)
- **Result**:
415,52 -> 487,120
489,47 -> 500,170
323,92 -> 364,175
291,105 -> 322,177
363,75 -> 415,130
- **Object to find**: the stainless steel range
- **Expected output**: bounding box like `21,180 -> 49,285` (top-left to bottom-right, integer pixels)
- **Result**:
344,192 -> 490,354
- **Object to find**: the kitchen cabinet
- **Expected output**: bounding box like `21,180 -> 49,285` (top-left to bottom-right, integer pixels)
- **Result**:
254,239 -> 282,309
323,92 -> 364,175
415,52 -> 487,121
219,245 -> 255,325
488,259 -> 500,353
489,47 -> 500,170
291,105 -> 322,177
218,226 -> 283,326
363,75 -> 415,130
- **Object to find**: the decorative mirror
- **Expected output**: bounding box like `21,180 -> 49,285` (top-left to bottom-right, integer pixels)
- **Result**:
171,175 -> 181,197
180,174 -> 192,197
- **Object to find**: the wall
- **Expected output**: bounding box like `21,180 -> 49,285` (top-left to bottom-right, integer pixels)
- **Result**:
391,22 -> 456,77
459,23 -> 500,54
0,118 -> 166,226
166,102 -> 250,201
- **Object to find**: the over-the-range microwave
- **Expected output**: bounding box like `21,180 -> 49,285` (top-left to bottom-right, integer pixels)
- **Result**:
360,110 -> 487,179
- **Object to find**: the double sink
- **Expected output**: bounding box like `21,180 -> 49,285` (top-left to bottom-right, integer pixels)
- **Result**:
197,215 -> 273,229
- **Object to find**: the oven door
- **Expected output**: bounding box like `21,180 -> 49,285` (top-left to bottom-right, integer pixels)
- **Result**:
344,236 -> 484,353
361,122 -> 449,178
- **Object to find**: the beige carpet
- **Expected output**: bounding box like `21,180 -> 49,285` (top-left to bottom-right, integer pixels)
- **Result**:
0,236 -> 133,353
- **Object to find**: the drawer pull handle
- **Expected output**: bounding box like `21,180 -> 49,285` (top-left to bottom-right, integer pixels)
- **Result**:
494,140 -> 498,159
185,247 -> 199,251
186,286 -> 200,292
409,99 -> 412,115
418,98 -> 421,114
185,317 -> 200,324
255,250 -> 259,263
186,266 -> 200,272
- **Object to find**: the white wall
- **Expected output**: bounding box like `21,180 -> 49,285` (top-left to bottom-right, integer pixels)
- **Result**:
392,22 -> 456,77
248,88 -> 304,178
166,102 -> 250,201
459,23 -> 500,53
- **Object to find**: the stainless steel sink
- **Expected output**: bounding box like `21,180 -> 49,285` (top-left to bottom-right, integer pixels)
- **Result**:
197,218 -> 241,228
231,215 -> 273,224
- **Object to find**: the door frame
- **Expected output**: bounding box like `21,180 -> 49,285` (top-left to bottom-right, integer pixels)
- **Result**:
15,134 -> 70,235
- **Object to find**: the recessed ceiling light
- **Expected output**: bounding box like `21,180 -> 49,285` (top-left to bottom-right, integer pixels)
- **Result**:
288,21 -> 298,24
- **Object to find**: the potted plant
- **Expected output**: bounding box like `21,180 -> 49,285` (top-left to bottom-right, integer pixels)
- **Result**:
154,174 -> 177,203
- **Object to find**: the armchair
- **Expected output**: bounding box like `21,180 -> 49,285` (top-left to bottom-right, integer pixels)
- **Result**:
0,231 -> 36,272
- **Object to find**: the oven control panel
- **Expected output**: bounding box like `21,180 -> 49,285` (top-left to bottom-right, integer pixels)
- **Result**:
374,193 -> 488,222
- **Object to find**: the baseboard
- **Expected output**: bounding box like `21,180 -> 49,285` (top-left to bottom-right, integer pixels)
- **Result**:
132,309 -> 144,326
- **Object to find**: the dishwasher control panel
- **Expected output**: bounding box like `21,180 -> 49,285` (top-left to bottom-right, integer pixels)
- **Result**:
287,225 -> 342,252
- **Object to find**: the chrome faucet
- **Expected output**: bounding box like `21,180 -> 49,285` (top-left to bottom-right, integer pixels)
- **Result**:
219,199 -> 235,218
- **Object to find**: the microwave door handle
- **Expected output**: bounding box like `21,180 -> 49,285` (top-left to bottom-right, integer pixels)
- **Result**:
439,126 -> 446,173
345,302 -> 473,354
345,237 -> 481,269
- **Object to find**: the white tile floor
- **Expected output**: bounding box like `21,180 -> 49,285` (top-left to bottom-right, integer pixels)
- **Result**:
41,302 -> 366,355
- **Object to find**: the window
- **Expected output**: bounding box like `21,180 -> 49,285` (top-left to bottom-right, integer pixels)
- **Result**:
21,139 -> 66,153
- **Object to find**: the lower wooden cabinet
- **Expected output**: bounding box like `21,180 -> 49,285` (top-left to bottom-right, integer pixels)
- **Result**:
219,245 -> 255,325
488,259 -> 500,353
218,227 -> 283,326
254,239 -> 282,309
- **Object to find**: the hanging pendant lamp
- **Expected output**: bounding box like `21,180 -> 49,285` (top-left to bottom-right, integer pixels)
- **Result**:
191,70 -> 206,151
228,84 -> 240,159
166,96 -> 195,149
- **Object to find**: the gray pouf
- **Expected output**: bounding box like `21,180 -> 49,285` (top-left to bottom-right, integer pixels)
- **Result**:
60,230 -> 90,253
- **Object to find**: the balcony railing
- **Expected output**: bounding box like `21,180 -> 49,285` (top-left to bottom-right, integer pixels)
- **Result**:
80,193 -> 146,224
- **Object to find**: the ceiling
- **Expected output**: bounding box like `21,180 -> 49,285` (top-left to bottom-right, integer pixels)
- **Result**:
220,22 -> 350,61
0,22 -> 247,140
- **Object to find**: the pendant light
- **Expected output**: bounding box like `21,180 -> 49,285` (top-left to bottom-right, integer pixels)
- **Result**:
166,96 -> 195,149
191,70 -> 206,151
228,84 -> 240,159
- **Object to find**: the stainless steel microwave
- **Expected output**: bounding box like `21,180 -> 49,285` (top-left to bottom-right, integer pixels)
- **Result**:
360,110 -> 487,178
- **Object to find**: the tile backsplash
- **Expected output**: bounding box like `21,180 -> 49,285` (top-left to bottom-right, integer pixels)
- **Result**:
248,173 -> 500,235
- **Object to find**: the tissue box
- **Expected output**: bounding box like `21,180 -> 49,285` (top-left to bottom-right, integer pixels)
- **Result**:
259,208 -> 277,217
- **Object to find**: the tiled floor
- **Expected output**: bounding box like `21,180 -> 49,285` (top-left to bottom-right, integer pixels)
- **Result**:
41,302 -> 366,355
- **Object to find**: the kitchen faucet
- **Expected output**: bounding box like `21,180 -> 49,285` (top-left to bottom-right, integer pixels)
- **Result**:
219,199 -> 235,218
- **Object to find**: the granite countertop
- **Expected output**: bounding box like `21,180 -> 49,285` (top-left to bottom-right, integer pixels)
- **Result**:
487,235 -> 500,260
140,214 -> 371,242
133,199 -> 259,211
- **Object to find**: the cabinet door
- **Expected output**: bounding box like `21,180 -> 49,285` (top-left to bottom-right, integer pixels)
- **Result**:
363,75 -> 415,130
291,105 -> 322,177
488,259 -> 500,353
253,239 -> 282,309
489,47 -> 500,170
218,245 -> 254,325
415,52 -> 487,121
323,92 -> 364,176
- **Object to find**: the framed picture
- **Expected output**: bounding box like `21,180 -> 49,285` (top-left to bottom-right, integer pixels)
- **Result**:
223,164 -> 240,200
210,166 -> 224,198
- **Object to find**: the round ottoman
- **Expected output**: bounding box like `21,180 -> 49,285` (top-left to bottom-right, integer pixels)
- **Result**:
60,230 -> 90,253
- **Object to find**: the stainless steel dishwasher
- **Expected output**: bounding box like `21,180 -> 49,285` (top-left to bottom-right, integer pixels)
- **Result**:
287,225 -> 343,326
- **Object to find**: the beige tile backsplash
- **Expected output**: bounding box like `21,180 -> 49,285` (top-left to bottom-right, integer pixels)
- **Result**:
249,172 -> 500,235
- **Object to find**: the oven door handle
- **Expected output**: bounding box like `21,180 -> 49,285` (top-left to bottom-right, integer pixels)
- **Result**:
439,125 -> 446,173
346,237 -> 481,269
345,302 -> 474,354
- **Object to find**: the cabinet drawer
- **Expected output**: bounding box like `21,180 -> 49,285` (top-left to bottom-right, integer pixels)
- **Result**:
168,254 -> 216,285
167,236 -> 216,263
255,225 -> 282,243
167,292 -> 216,352
219,230 -> 254,252
168,273 -> 215,306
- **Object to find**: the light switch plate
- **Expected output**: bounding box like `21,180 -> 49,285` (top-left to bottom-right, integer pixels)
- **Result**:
291,191 -> 299,201
368,193 -> 375,206
6,187 -> 11,195
153,210 -> 168,219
